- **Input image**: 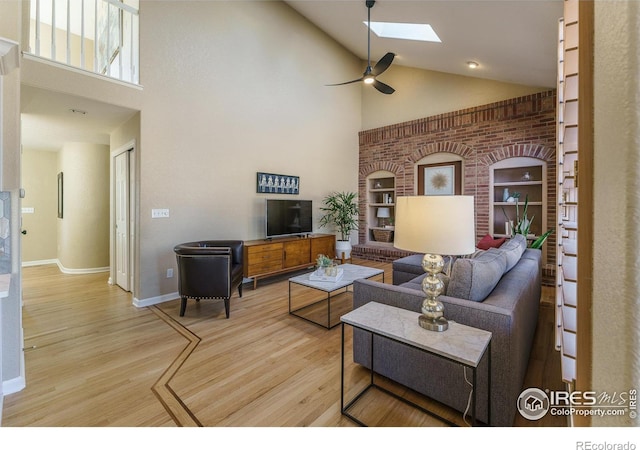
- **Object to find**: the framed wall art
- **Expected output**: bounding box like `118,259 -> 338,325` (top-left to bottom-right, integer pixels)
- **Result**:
257,172 -> 299,195
418,161 -> 462,196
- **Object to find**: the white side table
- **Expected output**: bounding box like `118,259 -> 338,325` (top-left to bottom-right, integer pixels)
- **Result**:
340,301 -> 492,426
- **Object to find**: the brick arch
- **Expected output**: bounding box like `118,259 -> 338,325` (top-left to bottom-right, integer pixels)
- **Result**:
479,144 -> 556,167
359,161 -> 404,178
408,142 -> 475,164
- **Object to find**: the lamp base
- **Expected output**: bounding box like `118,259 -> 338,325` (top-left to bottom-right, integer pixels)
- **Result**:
418,315 -> 449,332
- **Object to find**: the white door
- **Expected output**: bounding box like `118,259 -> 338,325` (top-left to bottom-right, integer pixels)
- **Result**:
115,151 -> 130,291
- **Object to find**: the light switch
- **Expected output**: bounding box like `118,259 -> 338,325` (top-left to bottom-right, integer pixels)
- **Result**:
22,207 -> 35,214
151,208 -> 170,218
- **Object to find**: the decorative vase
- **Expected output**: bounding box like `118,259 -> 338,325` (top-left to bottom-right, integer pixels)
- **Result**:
502,187 -> 510,202
505,221 -> 513,236
325,265 -> 338,277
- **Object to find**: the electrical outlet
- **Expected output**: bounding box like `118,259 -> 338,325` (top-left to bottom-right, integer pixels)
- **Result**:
166,268 -> 173,278
152,208 -> 170,218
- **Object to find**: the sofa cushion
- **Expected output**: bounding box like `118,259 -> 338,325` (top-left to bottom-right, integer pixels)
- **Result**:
447,248 -> 507,302
393,254 -> 425,275
496,234 -> 527,272
476,233 -> 506,250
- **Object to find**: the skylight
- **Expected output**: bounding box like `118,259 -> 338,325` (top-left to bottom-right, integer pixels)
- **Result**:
365,21 -> 442,43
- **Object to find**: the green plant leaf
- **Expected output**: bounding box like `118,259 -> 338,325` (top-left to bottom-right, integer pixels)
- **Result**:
530,229 -> 554,249
318,191 -> 359,241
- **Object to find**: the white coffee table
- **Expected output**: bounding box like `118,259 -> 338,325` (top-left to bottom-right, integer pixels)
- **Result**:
340,301 -> 492,426
288,263 -> 384,329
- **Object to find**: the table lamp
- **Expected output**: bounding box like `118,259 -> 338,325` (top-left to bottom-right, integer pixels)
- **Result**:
394,196 -> 476,331
376,207 -> 391,227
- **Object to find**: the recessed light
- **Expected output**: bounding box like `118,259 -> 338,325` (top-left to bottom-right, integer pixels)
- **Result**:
467,61 -> 479,69
69,108 -> 87,115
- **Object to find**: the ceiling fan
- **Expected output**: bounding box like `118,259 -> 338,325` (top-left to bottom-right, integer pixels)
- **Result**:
326,0 -> 396,95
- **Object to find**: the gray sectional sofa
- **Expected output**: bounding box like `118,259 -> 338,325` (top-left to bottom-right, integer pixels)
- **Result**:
352,234 -> 541,426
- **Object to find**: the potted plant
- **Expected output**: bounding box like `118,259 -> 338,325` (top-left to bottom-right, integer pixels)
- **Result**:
319,191 -> 359,260
315,254 -> 337,276
502,194 -> 553,249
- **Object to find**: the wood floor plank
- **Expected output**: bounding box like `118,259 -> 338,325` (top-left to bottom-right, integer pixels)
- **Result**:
2,261 -> 564,428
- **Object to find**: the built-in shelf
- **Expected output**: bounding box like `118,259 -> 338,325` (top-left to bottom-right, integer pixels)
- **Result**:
366,172 -> 395,245
489,157 -> 547,239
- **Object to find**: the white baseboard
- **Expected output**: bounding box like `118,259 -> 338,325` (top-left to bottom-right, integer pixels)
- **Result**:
22,259 -> 109,274
133,291 -> 178,308
21,259 -> 58,267
57,261 -> 109,274
2,374 -> 26,396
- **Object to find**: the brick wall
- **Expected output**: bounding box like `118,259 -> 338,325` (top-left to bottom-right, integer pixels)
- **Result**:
357,90 -> 557,269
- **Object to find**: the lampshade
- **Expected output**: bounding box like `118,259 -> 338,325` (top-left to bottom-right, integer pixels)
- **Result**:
394,196 -> 476,256
376,207 -> 391,218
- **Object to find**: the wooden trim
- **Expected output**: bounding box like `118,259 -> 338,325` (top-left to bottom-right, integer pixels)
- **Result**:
575,0 -> 594,427
149,306 -> 203,427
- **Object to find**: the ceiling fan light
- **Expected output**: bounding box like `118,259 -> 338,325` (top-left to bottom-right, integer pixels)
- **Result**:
363,74 -> 375,84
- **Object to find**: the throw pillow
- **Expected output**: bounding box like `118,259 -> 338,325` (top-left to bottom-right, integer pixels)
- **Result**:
476,234 -> 506,250
497,233 -> 527,272
447,249 -> 507,302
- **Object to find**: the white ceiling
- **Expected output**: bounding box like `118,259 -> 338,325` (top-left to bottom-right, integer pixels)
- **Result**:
22,0 -> 563,153
285,0 -> 563,88
21,84 -> 137,152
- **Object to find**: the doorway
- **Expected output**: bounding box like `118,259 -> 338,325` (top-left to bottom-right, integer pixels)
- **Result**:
111,141 -> 136,293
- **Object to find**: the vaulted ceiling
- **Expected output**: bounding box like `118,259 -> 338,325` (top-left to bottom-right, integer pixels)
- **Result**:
285,0 -> 563,88
22,0 -> 563,152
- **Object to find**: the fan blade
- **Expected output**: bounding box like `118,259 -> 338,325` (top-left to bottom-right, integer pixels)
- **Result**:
373,79 -> 395,95
372,52 -> 395,76
325,77 -> 364,86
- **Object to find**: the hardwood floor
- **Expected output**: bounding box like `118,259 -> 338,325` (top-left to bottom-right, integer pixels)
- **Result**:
2,260 -> 565,427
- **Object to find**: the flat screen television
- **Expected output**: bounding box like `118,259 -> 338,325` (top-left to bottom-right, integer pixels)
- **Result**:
265,199 -> 313,238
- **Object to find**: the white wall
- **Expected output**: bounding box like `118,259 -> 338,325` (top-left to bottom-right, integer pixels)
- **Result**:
592,0 -> 640,426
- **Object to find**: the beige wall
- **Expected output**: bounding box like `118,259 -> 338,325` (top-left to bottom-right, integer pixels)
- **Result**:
133,1 -> 362,300
592,0 -> 640,426
28,21 -> 95,71
361,64 -> 550,130
3,0 -> 640,424
57,142 -> 110,271
19,1 -> 362,301
11,1 -> 562,304
21,149 -> 57,262
0,1 -> 20,43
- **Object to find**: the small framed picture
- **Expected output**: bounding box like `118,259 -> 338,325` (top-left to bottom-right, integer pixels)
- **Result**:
257,172 -> 299,195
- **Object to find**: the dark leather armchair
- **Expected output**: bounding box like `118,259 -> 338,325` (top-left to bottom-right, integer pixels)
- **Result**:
173,240 -> 244,318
